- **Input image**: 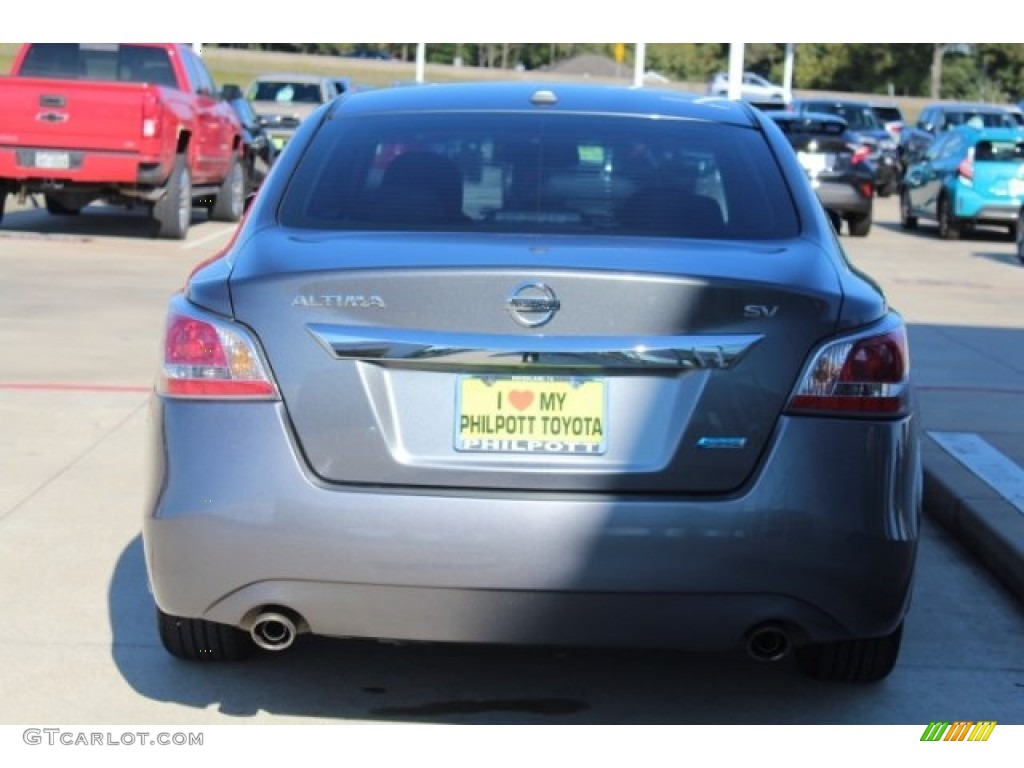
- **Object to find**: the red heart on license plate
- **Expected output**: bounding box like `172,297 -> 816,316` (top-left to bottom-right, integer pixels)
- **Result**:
508,390 -> 534,411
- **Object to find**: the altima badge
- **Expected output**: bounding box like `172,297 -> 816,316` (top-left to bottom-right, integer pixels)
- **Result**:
292,294 -> 385,308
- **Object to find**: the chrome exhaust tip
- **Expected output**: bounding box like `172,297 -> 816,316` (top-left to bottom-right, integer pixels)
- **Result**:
746,624 -> 791,662
250,611 -> 298,652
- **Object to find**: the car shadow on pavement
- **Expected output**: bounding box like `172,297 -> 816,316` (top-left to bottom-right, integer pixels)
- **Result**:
873,217 -> 1014,245
0,200 -> 222,241
970,249 -> 1023,268
109,535 -> 897,725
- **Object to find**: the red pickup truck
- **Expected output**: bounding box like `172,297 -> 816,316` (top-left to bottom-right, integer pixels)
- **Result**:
0,43 -> 245,239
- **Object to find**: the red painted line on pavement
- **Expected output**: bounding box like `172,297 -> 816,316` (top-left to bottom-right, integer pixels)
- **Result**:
0,382 -> 151,394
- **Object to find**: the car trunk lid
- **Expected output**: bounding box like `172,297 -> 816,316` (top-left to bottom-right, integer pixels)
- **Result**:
229,231 -> 842,494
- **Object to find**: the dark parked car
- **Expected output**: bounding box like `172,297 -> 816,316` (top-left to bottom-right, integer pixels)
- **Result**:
146,82 -> 921,683
870,103 -> 905,143
792,98 -> 900,197
898,102 -> 1021,171
900,124 -> 1024,240
767,111 -> 876,236
221,84 -> 277,192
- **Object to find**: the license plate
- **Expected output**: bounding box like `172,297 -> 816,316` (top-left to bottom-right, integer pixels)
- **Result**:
35,151 -> 70,170
797,151 -> 827,174
456,376 -> 607,454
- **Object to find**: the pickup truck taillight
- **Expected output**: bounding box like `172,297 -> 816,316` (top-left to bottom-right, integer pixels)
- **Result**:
142,90 -> 162,138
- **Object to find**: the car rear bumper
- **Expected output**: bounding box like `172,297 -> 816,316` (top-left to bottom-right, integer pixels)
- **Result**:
814,181 -> 872,216
954,193 -> 1021,223
144,398 -> 921,652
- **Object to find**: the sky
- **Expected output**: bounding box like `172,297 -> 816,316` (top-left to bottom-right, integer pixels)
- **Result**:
0,1 -> 1014,45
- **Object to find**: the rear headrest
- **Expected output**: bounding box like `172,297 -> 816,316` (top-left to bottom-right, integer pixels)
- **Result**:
377,151 -> 466,222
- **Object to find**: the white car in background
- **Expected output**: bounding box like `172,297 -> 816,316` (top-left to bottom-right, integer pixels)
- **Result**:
707,71 -> 791,105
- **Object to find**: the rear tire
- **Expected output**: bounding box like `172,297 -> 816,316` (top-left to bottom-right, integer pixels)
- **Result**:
1017,211 -> 1024,265
156,607 -> 254,662
152,157 -> 192,240
795,622 -> 903,683
937,196 -> 960,240
209,156 -> 246,222
899,189 -> 917,229
846,211 -> 872,237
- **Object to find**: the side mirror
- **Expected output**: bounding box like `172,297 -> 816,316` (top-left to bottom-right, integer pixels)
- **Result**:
221,83 -> 243,101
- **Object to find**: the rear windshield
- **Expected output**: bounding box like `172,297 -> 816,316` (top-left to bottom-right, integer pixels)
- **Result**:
18,43 -> 177,88
973,139 -> 1024,162
872,107 -> 902,122
772,116 -> 846,137
945,111 -> 1019,129
802,102 -> 881,131
278,112 -> 800,239
248,81 -> 324,104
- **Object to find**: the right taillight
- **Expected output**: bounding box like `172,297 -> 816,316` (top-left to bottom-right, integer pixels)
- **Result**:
158,307 -> 279,400
851,145 -> 872,165
786,324 -> 910,416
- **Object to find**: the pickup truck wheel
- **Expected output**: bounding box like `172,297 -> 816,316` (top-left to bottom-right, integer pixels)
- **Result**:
153,158 -> 192,240
44,195 -> 83,216
209,157 -> 245,222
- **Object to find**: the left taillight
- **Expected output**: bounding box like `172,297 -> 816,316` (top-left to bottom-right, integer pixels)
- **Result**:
958,157 -> 974,185
158,309 -> 278,399
786,321 -> 910,417
142,90 -> 162,139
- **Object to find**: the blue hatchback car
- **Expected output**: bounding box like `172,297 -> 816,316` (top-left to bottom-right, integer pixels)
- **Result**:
900,125 -> 1024,240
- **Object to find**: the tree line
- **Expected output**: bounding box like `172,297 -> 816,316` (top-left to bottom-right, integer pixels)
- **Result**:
213,43 -> 1024,102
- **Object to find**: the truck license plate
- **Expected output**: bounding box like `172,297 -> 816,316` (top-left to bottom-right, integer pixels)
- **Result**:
35,151 -> 71,170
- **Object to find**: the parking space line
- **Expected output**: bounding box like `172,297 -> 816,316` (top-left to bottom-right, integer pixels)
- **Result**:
183,225 -> 236,250
928,431 -> 1024,515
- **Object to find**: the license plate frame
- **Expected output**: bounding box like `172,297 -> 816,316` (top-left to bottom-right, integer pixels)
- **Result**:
455,375 -> 607,455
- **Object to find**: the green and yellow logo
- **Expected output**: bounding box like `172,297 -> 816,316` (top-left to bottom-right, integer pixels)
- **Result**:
921,721 -> 997,742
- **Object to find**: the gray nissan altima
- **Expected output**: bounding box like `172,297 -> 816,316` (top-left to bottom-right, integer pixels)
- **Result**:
144,81 -> 922,682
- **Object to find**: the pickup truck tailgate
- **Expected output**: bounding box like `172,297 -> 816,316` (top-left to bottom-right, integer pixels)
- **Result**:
0,77 -> 153,153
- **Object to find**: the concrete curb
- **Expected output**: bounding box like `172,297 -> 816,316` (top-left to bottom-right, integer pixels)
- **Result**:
922,439 -> 1024,606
